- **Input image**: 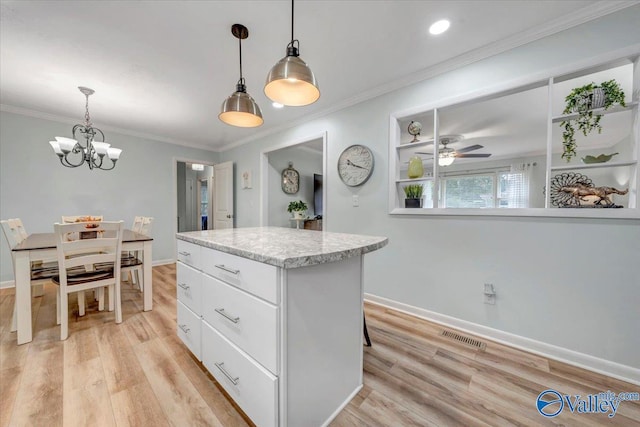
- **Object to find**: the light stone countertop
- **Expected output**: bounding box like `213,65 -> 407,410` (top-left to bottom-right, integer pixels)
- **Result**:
176,227 -> 388,268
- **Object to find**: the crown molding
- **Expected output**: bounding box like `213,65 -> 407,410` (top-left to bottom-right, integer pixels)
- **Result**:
220,0 -> 639,152
0,103 -> 219,153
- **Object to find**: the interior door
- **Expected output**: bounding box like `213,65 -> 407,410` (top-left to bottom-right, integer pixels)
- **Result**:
185,178 -> 196,231
214,161 -> 234,229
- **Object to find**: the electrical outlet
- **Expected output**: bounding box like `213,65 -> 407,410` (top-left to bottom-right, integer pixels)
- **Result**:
352,195 -> 359,207
484,283 -> 496,305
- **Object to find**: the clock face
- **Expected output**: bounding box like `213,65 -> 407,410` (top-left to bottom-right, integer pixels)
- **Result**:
282,166 -> 299,194
337,145 -> 374,187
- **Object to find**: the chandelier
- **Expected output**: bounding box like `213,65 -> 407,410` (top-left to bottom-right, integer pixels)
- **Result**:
48,86 -> 122,170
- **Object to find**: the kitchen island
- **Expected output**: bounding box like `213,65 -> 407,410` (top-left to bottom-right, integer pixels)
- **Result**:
175,227 -> 387,427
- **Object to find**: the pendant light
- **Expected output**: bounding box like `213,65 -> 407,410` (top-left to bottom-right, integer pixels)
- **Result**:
264,0 -> 320,106
219,24 -> 263,127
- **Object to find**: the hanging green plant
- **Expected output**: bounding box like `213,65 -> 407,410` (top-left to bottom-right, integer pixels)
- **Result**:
560,79 -> 625,162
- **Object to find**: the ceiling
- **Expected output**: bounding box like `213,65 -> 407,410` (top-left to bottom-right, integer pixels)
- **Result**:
0,1 -> 629,152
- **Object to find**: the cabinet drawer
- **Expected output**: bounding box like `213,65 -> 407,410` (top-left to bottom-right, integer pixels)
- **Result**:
177,262 -> 202,315
201,247 -> 278,304
177,240 -> 201,270
177,300 -> 201,361
202,275 -> 278,374
202,323 -> 277,427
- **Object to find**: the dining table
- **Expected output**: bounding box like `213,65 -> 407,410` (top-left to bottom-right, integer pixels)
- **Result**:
11,229 -> 153,345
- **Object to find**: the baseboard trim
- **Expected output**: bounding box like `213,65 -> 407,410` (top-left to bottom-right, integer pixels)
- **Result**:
321,384 -> 363,427
1,259 -> 175,289
0,280 -> 15,289
364,293 -> 640,386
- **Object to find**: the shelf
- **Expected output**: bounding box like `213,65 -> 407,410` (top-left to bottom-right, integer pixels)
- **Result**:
551,101 -> 638,123
396,177 -> 433,183
550,160 -> 637,171
396,139 -> 435,150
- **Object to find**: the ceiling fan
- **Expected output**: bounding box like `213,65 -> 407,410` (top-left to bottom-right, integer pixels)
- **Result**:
416,135 -> 491,166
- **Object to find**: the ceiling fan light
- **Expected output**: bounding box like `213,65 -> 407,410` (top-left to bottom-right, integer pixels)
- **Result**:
438,150 -> 456,167
219,90 -> 264,128
264,53 -> 319,106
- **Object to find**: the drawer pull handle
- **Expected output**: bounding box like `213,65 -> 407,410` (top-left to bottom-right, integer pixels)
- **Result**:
214,362 -> 239,385
178,283 -> 190,290
215,264 -> 240,275
215,308 -> 240,323
178,324 -> 190,334
178,251 -> 191,256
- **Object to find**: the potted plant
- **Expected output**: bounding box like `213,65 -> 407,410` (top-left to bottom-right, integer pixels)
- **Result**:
287,200 -> 308,219
403,184 -> 424,208
560,79 -> 626,162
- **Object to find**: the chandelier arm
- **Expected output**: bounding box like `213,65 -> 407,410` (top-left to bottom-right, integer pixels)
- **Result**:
61,151 -> 85,167
93,127 -> 105,142
97,158 -> 117,171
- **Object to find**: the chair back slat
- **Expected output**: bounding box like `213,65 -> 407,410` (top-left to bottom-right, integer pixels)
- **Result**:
11,219 -> 28,240
131,216 -> 144,233
139,217 -> 154,236
1,218 -> 25,249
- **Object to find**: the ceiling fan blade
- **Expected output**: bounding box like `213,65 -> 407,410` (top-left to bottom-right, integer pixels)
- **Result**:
415,151 -> 433,155
455,144 -> 484,153
455,153 -> 492,158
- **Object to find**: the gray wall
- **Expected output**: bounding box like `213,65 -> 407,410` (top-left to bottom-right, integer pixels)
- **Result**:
0,111 -> 218,281
268,145 -> 323,227
220,8 -> 640,369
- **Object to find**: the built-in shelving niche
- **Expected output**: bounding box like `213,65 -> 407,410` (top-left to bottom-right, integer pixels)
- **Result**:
389,54 -> 640,219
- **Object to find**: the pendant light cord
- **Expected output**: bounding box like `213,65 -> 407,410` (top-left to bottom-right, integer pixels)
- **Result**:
238,36 -> 244,86
291,0 -> 294,44
286,0 -> 299,54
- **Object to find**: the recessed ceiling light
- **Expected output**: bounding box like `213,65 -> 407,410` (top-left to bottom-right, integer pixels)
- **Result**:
429,19 -> 450,35
272,102 -> 284,109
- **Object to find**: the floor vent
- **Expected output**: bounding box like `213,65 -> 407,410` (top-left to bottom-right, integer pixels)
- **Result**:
440,329 -> 486,351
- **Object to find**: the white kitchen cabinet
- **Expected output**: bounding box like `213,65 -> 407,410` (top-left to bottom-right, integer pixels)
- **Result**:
176,227 -> 387,427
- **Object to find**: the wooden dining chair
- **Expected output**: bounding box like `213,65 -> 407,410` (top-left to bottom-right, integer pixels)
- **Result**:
122,216 -> 153,291
1,219 -> 60,332
53,221 -> 124,340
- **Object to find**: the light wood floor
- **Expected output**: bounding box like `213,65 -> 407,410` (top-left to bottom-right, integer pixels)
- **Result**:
0,264 -> 637,426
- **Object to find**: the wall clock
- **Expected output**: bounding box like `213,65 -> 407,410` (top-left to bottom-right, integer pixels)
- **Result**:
337,144 -> 374,187
281,162 -> 300,194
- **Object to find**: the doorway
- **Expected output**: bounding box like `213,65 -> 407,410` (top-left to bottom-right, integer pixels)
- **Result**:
260,132 -> 327,229
176,161 -> 214,232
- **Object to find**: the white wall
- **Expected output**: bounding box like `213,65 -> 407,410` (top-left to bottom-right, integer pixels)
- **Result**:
0,111 -> 218,282
220,7 -> 640,374
268,145 -> 323,227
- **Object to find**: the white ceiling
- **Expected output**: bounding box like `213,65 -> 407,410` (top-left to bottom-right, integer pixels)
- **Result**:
0,0 -> 630,152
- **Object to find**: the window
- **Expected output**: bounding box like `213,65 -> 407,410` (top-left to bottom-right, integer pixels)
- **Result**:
439,168 -> 530,208
442,175 -> 494,208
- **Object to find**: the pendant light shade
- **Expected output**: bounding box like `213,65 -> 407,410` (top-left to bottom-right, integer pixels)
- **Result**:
264,0 -> 320,106
219,83 -> 264,127
219,24 -> 263,127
